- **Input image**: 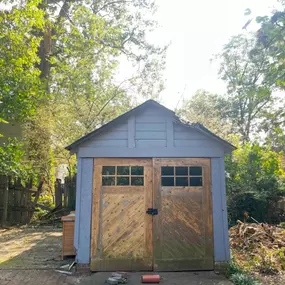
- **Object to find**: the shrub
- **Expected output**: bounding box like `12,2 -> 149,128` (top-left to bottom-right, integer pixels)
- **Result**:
226,143 -> 285,224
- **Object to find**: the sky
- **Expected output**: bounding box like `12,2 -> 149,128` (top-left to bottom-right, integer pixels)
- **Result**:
147,0 -> 280,109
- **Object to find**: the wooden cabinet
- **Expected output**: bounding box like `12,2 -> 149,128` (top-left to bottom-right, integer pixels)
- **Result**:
61,212 -> 76,258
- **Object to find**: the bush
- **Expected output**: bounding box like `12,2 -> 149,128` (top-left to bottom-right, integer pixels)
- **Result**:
226,143 -> 285,224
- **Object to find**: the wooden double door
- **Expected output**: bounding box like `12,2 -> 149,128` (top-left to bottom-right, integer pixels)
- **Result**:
90,158 -> 213,271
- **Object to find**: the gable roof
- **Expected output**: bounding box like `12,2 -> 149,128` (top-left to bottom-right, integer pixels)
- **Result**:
66,99 -> 235,152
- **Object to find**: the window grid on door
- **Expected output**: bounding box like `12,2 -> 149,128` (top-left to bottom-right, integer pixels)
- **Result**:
102,166 -> 144,186
161,166 -> 203,187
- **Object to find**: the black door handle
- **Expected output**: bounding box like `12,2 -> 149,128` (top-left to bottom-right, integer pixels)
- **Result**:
146,208 -> 158,215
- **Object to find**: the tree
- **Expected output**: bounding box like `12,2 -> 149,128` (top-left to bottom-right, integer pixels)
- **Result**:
0,0 -> 45,177
226,143 -> 285,224
0,0 -> 167,180
217,34 -> 274,142
0,0 -> 45,121
250,4 -> 285,150
177,90 -> 232,140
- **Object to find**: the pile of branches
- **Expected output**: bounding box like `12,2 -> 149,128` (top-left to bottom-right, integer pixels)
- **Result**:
230,220 -> 285,250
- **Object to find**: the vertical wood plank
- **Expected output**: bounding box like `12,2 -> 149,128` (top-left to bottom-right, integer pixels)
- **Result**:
1,176 -> 9,226
203,160 -> 214,264
55,178 -> 63,207
144,165 -> 153,261
128,116 -> 136,148
91,159 -> 102,258
152,158 -> 162,269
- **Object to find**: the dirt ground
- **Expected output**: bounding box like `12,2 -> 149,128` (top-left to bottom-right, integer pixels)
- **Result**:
0,226 -> 86,285
0,226 -> 233,285
0,226 -> 68,269
81,272 -> 233,285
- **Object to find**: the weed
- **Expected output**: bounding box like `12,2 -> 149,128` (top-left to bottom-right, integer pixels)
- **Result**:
253,246 -> 278,274
226,258 -> 260,285
229,273 -> 260,285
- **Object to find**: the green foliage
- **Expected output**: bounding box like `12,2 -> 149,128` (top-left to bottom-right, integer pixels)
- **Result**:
253,246 -> 279,274
226,143 -> 285,224
216,34 -> 274,142
0,138 -> 30,178
177,89 -> 232,140
229,273 -> 260,285
0,0 -> 45,121
226,259 -> 260,285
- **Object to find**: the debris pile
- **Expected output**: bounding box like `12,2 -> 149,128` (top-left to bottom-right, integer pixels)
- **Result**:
106,272 -> 128,284
230,220 -> 285,250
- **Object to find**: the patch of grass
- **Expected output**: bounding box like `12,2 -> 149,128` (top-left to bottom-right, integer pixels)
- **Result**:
226,260 -> 260,285
229,273 -> 260,285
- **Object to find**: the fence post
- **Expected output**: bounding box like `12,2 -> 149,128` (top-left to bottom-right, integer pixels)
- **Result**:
1,176 -> 9,227
55,178 -> 62,208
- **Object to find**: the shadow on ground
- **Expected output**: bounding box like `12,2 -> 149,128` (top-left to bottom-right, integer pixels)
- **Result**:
81,272 -> 233,285
0,226 -> 73,269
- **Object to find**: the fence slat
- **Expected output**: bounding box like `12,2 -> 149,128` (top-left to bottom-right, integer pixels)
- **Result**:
1,176 -> 9,227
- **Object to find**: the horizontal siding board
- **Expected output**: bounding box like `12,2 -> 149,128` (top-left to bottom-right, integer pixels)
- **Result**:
135,122 -> 166,131
174,139 -> 220,148
113,123 -> 128,131
137,107 -> 170,116
95,130 -> 128,140
86,140 -> 128,147
136,140 -> 167,147
174,130 -> 206,140
135,116 -> 168,123
78,146 -> 224,158
135,131 -> 166,140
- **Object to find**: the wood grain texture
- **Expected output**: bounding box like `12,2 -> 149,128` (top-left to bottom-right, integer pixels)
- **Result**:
95,158 -> 152,167
62,222 -> 76,257
90,158 -> 153,271
91,161 -> 102,258
153,158 -> 213,271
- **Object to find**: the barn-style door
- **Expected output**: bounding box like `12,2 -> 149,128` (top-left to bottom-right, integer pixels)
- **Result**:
90,158 -> 213,271
90,159 -> 153,271
153,158 -> 213,271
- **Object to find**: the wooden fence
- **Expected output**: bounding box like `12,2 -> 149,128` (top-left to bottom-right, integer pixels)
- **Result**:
54,175 -> 76,210
0,176 -> 43,226
0,175 -> 76,226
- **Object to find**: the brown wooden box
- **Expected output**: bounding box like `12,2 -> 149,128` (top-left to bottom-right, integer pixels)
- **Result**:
61,212 -> 76,258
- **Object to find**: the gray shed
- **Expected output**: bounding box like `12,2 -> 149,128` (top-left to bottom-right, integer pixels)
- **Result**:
66,99 -> 234,272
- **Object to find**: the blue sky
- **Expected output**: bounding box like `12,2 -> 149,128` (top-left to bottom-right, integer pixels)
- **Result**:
149,0 -> 280,108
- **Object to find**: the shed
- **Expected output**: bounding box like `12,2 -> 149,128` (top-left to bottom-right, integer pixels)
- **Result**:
66,99 -> 235,271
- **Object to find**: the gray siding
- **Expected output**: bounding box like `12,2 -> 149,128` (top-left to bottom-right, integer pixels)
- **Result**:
82,123 -> 128,148
74,158 -> 93,264
211,157 -> 230,262
77,109 -> 225,158
78,146 -> 224,157
135,107 -> 167,148
174,124 -> 222,149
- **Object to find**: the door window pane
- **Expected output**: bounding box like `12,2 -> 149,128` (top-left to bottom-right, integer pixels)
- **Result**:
117,177 -> 129,185
102,166 -> 115,175
102,176 -> 115,185
175,167 -> 188,176
161,166 -> 174,176
190,177 -> 203,186
190,167 -> 202,176
131,166 -> 144,175
161,177 -> 174,186
176,177 -> 188,186
131,177 -> 144,186
117,166 -> 129,175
